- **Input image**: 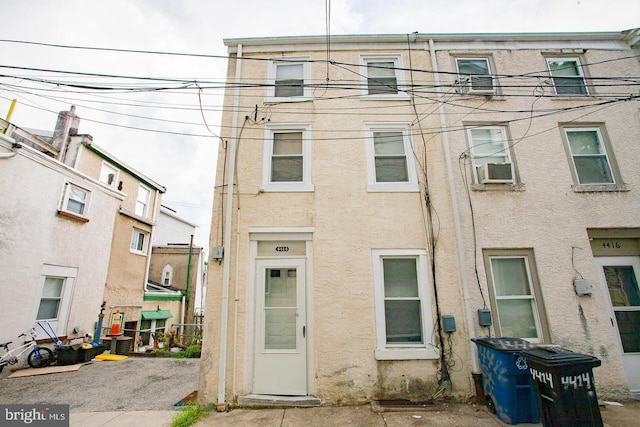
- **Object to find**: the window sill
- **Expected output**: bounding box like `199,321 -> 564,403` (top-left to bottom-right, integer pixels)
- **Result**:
572,183 -> 630,192
57,210 -> 90,223
360,94 -> 410,101
260,183 -> 314,193
375,346 -> 440,360
367,183 -> 419,193
130,249 -> 148,256
472,182 -> 526,192
549,94 -> 594,100
264,96 -> 313,104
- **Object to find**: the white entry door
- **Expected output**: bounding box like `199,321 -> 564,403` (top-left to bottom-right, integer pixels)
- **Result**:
594,257 -> 640,395
254,258 -> 307,395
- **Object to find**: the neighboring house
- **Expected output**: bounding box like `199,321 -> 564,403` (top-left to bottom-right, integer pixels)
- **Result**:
0,119 -> 122,344
141,205 -> 205,349
23,106 -> 166,352
61,119 -> 166,348
200,28 -> 640,409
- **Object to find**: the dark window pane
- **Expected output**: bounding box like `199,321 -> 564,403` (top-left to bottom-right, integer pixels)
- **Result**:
271,157 -> 303,182
383,258 -> 418,298
574,156 -> 614,184
615,311 -> 640,353
375,157 -> 408,182
385,300 -> 422,344
275,80 -> 303,97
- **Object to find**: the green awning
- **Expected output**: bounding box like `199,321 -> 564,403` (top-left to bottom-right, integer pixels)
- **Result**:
141,310 -> 173,321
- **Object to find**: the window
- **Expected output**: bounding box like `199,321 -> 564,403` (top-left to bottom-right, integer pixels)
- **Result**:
483,250 -> 547,343
135,185 -> 151,217
131,228 -> 149,254
456,58 -> 495,93
99,162 -> 118,187
546,58 -> 588,95
562,126 -> 619,186
372,249 -> 438,360
365,124 -> 418,192
266,58 -> 310,100
466,126 -> 514,184
261,125 -> 313,192
36,277 -> 63,320
61,182 -> 90,217
36,265 -> 76,335
162,264 -> 173,286
360,55 -> 408,98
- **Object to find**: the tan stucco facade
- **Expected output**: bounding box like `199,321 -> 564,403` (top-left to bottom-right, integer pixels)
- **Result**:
201,29 -> 640,407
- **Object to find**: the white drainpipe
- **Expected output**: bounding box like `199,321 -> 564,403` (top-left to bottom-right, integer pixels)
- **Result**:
428,39 -> 479,373
218,43 -> 243,409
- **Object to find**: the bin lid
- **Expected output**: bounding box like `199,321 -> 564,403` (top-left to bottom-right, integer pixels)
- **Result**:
521,347 -> 601,367
471,337 -> 536,351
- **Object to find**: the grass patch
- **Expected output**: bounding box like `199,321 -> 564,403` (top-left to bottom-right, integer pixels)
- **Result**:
171,403 -> 208,427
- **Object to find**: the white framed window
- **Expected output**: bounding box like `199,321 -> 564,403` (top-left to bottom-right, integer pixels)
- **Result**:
483,250 -> 547,343
372,249 -> 438,360
360,54 -> 409,99
365,124 -> 418,192
466,126 -> 515,184
456,57 -> 495,94
131,228 -> 149,255
60,182 -> 90,217
546,58 -> 588,95
162,264 -> 173,286
261,124 -> 313,192
266,57 -> 311,101
562,126 -> 618,186
36,265 -> 77,336
135,185 -> 151,217
99,162 -> 119,188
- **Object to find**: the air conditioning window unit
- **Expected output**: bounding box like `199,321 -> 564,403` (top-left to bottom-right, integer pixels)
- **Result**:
477,162 -> 513,183
461,75 -> 495,95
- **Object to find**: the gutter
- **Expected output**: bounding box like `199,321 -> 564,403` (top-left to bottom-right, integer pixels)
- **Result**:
428,39 -> 479,373
218,43 -> 243,411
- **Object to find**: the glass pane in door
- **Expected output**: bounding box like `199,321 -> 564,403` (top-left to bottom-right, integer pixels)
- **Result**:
264,268 -> 297,350
604,265 -> 640,353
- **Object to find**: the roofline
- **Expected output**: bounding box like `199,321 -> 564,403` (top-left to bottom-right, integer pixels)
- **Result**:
224,28 -> 637,51
84,142 -> 166,193
160,204 -> 198,228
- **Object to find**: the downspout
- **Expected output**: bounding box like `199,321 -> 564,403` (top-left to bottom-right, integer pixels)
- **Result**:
182,234 -> 194,338
428,39 -> 479,373
143,191 -> 160,292
218,43 -> 242,411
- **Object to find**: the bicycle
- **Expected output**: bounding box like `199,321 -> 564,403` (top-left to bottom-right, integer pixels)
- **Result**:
0,328 -> 54,373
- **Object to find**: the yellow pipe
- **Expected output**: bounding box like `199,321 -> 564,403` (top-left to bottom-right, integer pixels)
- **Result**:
3,99 -> 17,134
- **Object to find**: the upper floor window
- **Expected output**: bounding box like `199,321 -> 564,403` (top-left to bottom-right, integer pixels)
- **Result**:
456,58 -> 495,94
266,58 -> 310,101
131,228 -> 149,255
60,182 -> 90,218
546,58 -> 588,95
365,124 -> 418,192
466,126 -> 515,185
261,125 -> 313,192
562,126 -> 617,185
372,249 -> 438,360
360,55 -> 408,99
99,162 -> 119,188
135,185 -> 151,217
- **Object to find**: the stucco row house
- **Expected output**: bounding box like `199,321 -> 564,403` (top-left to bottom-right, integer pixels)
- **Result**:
199,28 -> 640,409
0,109 -> 199,353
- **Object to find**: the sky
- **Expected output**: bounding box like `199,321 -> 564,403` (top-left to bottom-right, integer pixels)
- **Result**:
1,1 -> 638,251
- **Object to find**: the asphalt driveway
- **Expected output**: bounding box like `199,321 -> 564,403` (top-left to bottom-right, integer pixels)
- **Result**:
0,356 -> 199,412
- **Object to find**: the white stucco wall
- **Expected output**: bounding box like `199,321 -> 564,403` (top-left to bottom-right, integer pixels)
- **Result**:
154,207 -> 197,246
200,31 -> 640,406
0,139 -> 122,344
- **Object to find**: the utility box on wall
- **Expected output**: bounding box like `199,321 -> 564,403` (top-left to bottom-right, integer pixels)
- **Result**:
442,315 -> 456,333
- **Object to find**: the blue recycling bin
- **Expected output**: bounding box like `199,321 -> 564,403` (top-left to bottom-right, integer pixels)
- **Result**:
472,337 -> 540,425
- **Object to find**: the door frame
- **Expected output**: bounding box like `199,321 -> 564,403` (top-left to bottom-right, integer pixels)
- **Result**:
247,228 -> 314,396
594,256 -> 640,393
